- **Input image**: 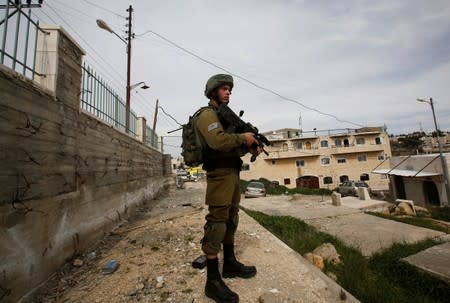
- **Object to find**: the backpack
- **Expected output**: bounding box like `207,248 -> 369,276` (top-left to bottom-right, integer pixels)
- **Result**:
181,107 -> 209,167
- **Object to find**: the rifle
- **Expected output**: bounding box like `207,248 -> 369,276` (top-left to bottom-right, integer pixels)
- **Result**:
216,103 -> 270,162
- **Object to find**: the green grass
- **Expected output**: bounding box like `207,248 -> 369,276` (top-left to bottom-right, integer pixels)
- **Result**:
367,212 -> 449,234
240,178 -> 332,196
431,207 -> 450,222
243,209 -> 450,303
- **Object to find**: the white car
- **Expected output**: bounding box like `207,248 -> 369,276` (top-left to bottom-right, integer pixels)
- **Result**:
245,181 -> 266,198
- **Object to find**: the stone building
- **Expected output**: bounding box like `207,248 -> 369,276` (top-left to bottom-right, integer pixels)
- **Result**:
241,127 -> 392,191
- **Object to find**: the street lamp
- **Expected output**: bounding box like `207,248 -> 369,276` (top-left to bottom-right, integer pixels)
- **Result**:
96,5 -> 134,134
130,81 -> 150,90
417,98 -> 450,205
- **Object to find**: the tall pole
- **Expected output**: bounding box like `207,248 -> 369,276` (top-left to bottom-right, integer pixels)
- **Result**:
429,98 -> 450,205
152,99 -> 159,147
125,5 -> 133,134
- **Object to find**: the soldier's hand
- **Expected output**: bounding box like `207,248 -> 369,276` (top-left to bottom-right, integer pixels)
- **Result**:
243,132 -> 258,147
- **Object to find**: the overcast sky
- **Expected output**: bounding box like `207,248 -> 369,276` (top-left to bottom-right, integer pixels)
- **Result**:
23,0 -> 450,156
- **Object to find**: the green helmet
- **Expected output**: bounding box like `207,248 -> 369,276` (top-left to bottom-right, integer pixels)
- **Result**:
204,74 -> 234,98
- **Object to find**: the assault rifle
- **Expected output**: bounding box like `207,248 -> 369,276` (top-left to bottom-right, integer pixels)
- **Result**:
216,103 -> 270,162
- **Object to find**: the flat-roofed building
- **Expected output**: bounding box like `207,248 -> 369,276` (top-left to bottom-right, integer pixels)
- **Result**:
241,126 -> 392,191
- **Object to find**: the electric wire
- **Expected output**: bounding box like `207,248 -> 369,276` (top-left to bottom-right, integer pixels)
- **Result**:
136,29 -> 365,128
29,5 -> 180,140
37,5 -> 131,101
43,4 -> 128,85
48,0 -> 124,33
80,0 -> 126,19
158,105 -> 182,126
42,3 -> 176,131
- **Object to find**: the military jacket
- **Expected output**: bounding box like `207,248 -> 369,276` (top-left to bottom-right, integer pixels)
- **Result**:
197,106 -> 247,170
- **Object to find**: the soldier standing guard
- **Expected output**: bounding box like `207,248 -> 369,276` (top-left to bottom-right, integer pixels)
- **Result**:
196,74 -> 262,303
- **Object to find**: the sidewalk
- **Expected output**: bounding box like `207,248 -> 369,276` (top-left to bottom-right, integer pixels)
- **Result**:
241,195 -> 445,256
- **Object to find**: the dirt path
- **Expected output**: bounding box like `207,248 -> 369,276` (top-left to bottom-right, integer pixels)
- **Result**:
28,181 -> 357,303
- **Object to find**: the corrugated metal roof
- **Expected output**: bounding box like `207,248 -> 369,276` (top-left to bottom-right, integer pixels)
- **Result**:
372,168 -> 441,177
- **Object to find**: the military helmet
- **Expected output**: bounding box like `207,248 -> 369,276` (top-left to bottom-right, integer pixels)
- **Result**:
204,74 -> 234,98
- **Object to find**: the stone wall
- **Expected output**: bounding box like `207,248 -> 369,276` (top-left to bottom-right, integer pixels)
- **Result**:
0,26 -> 172,303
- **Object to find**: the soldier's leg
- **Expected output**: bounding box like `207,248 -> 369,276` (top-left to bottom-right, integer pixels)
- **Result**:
203,169 -> 239,303
222,172 -> 257,279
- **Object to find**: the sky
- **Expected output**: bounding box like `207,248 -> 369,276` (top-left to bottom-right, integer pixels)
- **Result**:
4,0 -> 450,157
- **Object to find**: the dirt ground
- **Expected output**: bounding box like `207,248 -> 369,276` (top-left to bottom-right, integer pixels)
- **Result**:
26,180 -> 355,303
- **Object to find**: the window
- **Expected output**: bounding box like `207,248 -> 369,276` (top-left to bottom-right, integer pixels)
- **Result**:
321,157 -> 330,165
340,175 -> 349,183
305,141 -> 312,149
335,139 -> 342,147
284,178 -> 291,185
356,138 -> 365,145
296,159 -> 305,167
271,160 -> 276,165
343,139 -> 349,147
357,154 -> 367,162
295,142 -> 303,150
282,143 -> 288,151
323,176 -> 333,184
241,163 -> 250,171
360,173 -> 370,181
337,157 -> 346,164
375,137 -> 382,145
320,140 -> 328,148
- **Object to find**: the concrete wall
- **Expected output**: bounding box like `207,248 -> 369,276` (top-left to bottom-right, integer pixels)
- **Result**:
0,26 -> 172,303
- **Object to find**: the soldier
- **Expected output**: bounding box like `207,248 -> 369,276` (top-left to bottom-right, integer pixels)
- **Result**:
197,74 -> 261,302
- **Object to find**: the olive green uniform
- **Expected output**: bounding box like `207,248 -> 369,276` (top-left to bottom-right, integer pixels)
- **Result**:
197,106 -> 247,255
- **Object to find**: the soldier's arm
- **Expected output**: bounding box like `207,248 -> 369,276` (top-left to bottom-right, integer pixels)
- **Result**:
197,109 -> 247,152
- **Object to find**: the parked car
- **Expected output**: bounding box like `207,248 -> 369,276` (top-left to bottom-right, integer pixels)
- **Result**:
337,181 -> 370,197
245,181 -> 266,198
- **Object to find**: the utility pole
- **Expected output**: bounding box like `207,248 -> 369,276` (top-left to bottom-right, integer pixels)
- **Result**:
418,98 -> 450,205
152,99 -> 159,147
125,5 -> 133,134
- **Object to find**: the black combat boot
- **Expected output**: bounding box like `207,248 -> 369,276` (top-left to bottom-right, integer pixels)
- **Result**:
222,244 -> 257,279
205,257 -> 239,303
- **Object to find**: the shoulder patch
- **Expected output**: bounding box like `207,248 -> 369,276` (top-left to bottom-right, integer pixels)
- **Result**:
207,122 -> 219,132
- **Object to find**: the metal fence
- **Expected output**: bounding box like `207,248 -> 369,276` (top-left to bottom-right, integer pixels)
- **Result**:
0,0 -> 47,79
81,63 -> 137,137
146,125 -> 158,149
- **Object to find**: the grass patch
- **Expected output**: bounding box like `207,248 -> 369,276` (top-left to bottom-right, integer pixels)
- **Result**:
367,212 -> 449,234
240,178 -> 332,196
431,207 -> 450,222
244,209 -> 449,303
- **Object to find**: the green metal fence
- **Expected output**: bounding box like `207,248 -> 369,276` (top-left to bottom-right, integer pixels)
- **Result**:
81,63 -> 137,137
0,0 -> 48,79
146,125 -> 159,149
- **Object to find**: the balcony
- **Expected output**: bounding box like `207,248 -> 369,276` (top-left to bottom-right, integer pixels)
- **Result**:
330,143 -> 385,155
264,147 -> 320,160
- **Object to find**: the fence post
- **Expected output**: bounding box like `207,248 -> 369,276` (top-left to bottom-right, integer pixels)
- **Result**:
136,117 -> 147,143
35,25 -> 85,108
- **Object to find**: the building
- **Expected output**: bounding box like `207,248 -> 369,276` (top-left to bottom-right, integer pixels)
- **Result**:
241,127 -> 392,191
421,132 -> 450,154
373,153 -> 450,206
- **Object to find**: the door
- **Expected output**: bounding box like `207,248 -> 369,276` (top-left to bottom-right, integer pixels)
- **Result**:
423,181 -> 440,206
394,176 -> 406,199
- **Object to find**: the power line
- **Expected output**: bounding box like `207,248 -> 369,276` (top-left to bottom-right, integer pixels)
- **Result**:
48,0 -> 124,33
137,29 -> 365,128
80,0 -> 126,19
158,105 -> 182,126
39,5 -> 128,94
